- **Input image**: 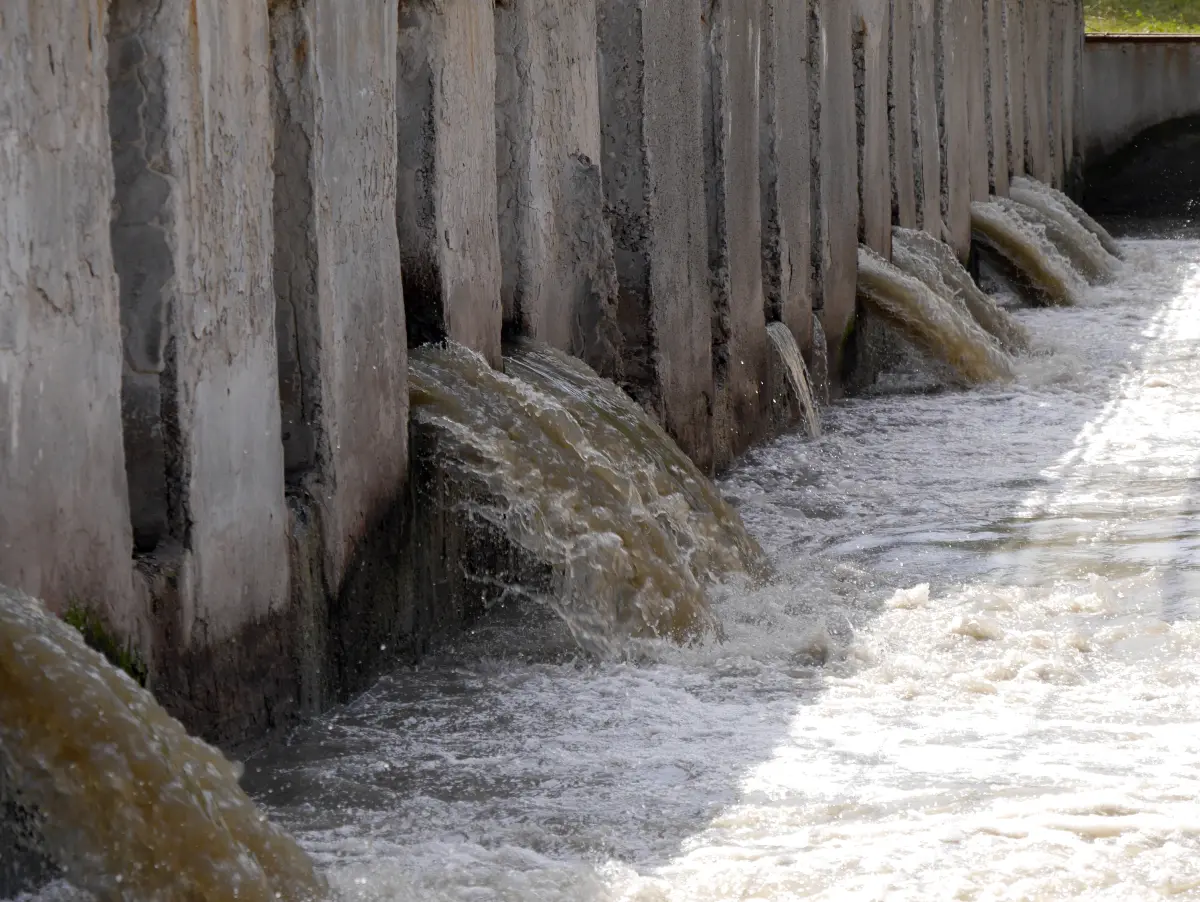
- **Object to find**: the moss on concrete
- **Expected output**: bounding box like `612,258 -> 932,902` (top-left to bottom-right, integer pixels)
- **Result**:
62,603 -> 148,687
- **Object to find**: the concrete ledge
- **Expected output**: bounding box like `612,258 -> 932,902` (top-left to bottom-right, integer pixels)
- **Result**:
1083,32 -> 1200,162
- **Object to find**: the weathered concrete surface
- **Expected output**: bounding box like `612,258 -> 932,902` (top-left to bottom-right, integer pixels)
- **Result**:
706,0 -> 770,470
0,1 -> 136,631
966,0 -> 991,202
912,0 -> 944,237
813,0 -> 861,389
890,0 -> 919,229
985,0 -> 1010,195
111,1 -> 288,649
936,0 -> 972,257
760,0 -> 813,352
598,0 -> 714,470
1067,0 -> 1084,194
107,7 -> 172,555
1048,0 -> 1066,187
856,0 -> 892,257
269,0 -> 409,593
1024,0 -> 1053,182
397,1 -> 502,366
1083,36 -> 1200,163
494,0 -> 622,379
1005,0 -> 1027,180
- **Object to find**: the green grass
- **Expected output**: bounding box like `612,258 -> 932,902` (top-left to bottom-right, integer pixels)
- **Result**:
1086,0 -> 1200,33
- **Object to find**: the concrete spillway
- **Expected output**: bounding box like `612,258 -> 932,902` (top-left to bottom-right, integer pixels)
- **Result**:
1,0 -> 1095,895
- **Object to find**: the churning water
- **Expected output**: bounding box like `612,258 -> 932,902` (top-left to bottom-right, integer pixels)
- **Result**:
856,246 -> 1015,385
971,200 -> 1086,306
13,233 -> 1200,900
0,587 -> 327,902
409,342 -> 761,654
890,227 -> 1032,355
240,236 -> 1197,901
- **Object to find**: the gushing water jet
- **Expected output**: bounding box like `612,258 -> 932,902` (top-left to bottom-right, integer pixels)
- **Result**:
856,247 -> 1016,385
891,228 -> 1032,354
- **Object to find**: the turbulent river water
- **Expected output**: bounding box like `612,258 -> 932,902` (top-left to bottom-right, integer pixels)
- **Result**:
20,237 -> 1200,900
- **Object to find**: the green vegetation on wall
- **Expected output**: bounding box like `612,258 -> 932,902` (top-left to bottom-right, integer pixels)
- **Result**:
1086,0 -> 1200,33
63,603 -> 149,687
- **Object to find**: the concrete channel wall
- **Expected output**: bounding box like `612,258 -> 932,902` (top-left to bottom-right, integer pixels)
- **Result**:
0,0 -> 1079,746
1083,35 -> 1200,164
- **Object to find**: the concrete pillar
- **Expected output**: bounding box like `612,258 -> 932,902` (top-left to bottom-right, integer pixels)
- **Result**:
1061,0 -> 1083,194
1048,0 -> 1066,187
890,0 -> 920,230
0,1 -> 135,629
985,0 -> 1010,195
1005,0 -> 1026,179
936,0 -> 972,257
269,0 -> 408,592
494,0 -> 621,379
106,0 -> 288,646
912,0 -> 944,238
598,0 -> 713,470
856,0 -> 893,257
706,0 -> 770,470
760,0 -> 814,353
1024,0 -> 1052,181
812,0 -> 860,390
397,1 -> 502,366
967,0 -> 991,203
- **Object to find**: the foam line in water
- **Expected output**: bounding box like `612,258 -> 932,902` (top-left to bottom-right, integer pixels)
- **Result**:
765,323 -> 822,438
970,200 -> 1085,306
891,227 -> 1032,354
856,246 -> 1016,385
1011,175 -> 1124,260
0,585 -> 328,902
1004,189 -> 1119,285
410,343 -> 760,654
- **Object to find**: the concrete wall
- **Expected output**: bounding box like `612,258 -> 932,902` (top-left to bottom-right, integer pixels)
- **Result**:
936,0 -> 973,257
598,0 -> 714,470
0,1 -> 136,633
0,0 -> 1080,748
494,0 -> 622,379
705,0 -> 771,470
269,0 -> 409,594
890,0 -> 920,230
912,0 -> 945,238
396,0 -> 502,366
985,0 -> 1010,195
813,0 -> 861,387
760,0 -> 814,351
856,0 -> 892,257
1083,36 -> 1200,164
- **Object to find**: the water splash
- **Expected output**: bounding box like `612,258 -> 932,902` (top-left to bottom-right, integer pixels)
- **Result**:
765,323 -> 822,438
856,246 -> 1015,384
410,342 -> 761,654
0,585 -> 328,902
891,227 -> 1032,354
1003,190 -> 1119,284
971,199 -> 1085,306
1011,175 -> 1125,260
502,341 -> 764,577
